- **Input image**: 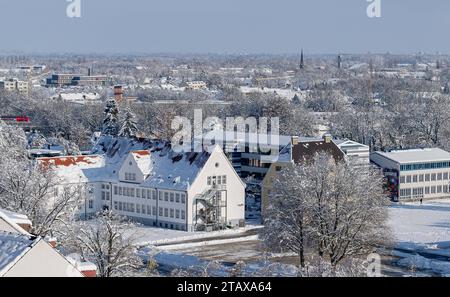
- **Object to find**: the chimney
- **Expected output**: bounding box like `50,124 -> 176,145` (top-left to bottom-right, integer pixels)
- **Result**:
291,136 -> 299,146
46,237 -> 58,248
77,262 -> 98,278
323,133 -> 332,143
114,85 -> 123,102
88,67 -> 91,77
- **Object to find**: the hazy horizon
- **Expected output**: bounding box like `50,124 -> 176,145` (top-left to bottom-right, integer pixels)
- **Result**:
1,0 -> 450,55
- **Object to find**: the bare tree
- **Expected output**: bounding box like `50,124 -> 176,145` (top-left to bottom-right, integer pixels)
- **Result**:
261,153 -> 392,273
63,211 -> 143,277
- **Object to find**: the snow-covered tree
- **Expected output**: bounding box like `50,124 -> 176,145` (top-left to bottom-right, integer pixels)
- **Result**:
119,107 -> 138,138
102,99 -> 120,136
0,121 -> 81,237
63,211 -> 143,277
261,153 -> 392,272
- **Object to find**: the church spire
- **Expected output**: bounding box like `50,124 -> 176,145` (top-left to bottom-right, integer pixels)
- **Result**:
300,48 -> 304,69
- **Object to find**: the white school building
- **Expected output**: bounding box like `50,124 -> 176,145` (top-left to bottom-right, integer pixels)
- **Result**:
37,142 -> 246,232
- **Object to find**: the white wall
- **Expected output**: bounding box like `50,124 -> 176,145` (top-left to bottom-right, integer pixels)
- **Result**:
3,240 -> 84,277
188,146 -> 245,229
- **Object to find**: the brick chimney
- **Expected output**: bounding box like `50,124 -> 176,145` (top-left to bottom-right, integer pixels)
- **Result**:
323,133 -> 332,143
114,85 -> 123,102
291,136 -> 299,146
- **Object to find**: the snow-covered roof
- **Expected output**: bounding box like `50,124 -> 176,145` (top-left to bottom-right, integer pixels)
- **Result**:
0,231 -> 37,276
131,151 -> 152,176
373,148 -> 450,164
140,144 -> 214,190
0,209 -> 32,227
0,209 -> 31,235
37,155 -> 105,184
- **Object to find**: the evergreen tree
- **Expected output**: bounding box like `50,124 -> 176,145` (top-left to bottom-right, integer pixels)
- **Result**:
102,99 -> 119,136
119,107 -> 138,138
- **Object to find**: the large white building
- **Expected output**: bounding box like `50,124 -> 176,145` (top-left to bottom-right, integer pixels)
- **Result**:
371,148 -> 450,201
37,142 -> 246,232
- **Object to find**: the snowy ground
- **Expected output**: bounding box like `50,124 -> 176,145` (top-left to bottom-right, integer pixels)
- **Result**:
388,199 -> 450,276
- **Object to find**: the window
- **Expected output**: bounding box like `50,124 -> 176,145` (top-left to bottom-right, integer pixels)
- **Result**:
152,190 -> 157,200
400,176 -> 405,183
114,186 -> 118,195
170,209 -> 174,218
406,176 -> 411,183
181,194 -> 186,204
444,185 -> 449,193
181,210 -> 186,220
222,175 -> 227,185
444,173 -> 449,180
159,192 -> 163,200
419,175 -> 424,182
164,208 -> 169,217
425,174 -> 430,182
437,185 -> 443,193
170,193 -> 174,202
119,187 -> 123,195
413,175 -> 418,183
425,187 -> 430,194
217,176 -> 222,185
176,209 -> 180,219
136,188 -> 140,198
136,204 -> 141,214
431,174 -> 437,181
207,176 -> 211,185
130,188 -> 135,197
101,191 -> 105,200
175,193 -> 180,203
164,192 -> 169,202
146,205 -> 151,215
159,207 -> 163,216
152,206 -> 156,216
89,200 -> 94,209
431,186 -> 436,194
438,173 -> 443,181
119,202 -> 123,211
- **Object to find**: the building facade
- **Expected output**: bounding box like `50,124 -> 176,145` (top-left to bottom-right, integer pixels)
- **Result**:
37,144 -> 246,232
370,148 -> 450,201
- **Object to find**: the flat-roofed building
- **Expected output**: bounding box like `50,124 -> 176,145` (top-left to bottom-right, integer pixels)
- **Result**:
370,148 -> 450,201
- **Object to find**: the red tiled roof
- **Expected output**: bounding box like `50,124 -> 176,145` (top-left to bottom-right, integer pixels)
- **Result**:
37,156 -> 102,168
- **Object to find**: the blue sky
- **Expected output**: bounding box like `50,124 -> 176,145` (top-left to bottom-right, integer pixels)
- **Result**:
0,0 -> 449,54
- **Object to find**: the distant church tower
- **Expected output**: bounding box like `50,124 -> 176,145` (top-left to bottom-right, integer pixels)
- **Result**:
337,54 -> 342,69
300,49 -> 304,70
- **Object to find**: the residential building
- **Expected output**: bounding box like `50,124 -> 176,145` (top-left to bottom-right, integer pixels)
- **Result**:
186,81 -> 207,90
0,209 -> 86,277
371,148 -> 450,201
37,142 -> 246,232
0,78 -> 30,94
261,134 -> 345,220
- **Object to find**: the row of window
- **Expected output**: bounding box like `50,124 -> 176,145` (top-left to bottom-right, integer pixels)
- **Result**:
400,185 -> 450,198
207,175 -> 227,186
400,162 -> 450,171
400,172 -> 450,184
124,172 -> 137,181
113,186 -> 186,204
114,201 -> 186,220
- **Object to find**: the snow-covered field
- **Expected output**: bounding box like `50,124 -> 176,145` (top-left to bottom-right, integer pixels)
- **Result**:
389,199 -> 450,276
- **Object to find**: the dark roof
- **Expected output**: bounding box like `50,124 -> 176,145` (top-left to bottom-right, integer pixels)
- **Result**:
292,139 -> 345,165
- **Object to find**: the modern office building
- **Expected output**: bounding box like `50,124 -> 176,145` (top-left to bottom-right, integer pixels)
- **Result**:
370,148 -> 450,201
46,74 -> 109,87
